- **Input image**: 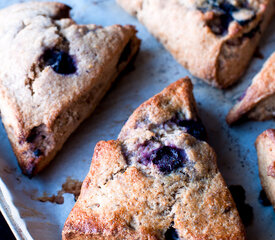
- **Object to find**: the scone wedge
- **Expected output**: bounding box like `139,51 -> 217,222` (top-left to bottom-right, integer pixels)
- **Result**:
227,52 -> 275,125
117,0 -> 274,88
256,129 -> 275,209
0,2 -> 140,176
63,78 -> 246,240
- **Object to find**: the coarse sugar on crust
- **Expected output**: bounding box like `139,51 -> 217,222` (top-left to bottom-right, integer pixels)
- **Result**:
0,2 -> 140,176
63,78 -> 246,240
117,0 -> 275,88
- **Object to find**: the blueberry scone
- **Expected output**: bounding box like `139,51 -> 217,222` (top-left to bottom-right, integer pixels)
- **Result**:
227,52 -> 275,125
0,2 -> 140,176
117,0 -> 274,88
62,78 -> 246,240
256,129 -> 275,209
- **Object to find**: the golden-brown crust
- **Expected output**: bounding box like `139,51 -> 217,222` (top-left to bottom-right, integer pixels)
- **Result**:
63,78 -> 246,240
0,2 -> 140,176
227,52 -> 275,125
119,77 -> 198,140
63,140 -> 157,240
255,129 -> 275,209
117,0 -> 275,88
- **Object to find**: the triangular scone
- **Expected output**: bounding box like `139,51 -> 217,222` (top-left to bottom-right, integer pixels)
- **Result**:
63,78 -> 246,240
256,129 -> 275,208
0,2 -> 140,176
227,52 -> 275,125
117,0 -> 274,88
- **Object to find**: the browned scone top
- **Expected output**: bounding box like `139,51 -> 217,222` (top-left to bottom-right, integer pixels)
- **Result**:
256,129 -> 275,209
117,0 -> 275,88
227,52 -> 275,125
63,78 -> 246,240
0,2 -> 140,176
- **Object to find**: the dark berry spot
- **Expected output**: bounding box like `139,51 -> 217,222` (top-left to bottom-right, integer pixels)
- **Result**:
42,49 -> 76,75
165,226 -> 179,240
33,149 -> 43,157
258,189 -> 272,207
26,127 -> 39,143
177,119 -> 207,141
229,185 -> 253,226
200,1 -> 255,35
167,114 -> 207,141
206,9 -> 233,35
220,2 -> 238,13
150,146 -> 186,174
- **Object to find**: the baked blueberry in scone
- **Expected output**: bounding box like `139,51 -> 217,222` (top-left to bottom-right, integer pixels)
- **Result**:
0,2 -> 140,176
62,78 -> 246,240
117,0 -> 275,88
255,129 -> 275,209
227,52 -> 275,125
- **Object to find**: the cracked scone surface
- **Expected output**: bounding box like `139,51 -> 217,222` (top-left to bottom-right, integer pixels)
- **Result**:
256,129 -> 275,209
63,78 -> 246,240
117,0 -> 274,88
0,2 -> 140,176
227,52 -> 275,125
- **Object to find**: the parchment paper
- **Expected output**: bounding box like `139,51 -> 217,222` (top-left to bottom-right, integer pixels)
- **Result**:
0,0 -> 274,239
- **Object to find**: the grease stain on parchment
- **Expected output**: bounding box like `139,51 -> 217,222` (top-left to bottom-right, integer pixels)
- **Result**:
36,177 -> 82,204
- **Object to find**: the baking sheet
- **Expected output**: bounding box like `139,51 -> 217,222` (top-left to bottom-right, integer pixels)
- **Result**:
0,0 -> 275,239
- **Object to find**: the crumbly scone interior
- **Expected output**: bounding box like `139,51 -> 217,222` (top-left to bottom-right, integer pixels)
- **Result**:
63,79 -> 245,240
0,2 -> 140,175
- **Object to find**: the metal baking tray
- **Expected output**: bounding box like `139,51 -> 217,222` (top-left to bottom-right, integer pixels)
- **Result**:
0,0 -> 274,239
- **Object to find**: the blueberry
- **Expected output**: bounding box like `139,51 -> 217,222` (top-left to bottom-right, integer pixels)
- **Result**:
258,189 -> 272,207
165,226 -> 179,240
33,149 -> 43,157
166,115 -> 207,141
150,146 -> 186,174
26,127 -> 39,143
42,49 -> 76,75
219,2 -> 238,13
177,119 -> 207,141
200,1 -> 255,35
205,2 -> 235,36
206,14 -> 232,35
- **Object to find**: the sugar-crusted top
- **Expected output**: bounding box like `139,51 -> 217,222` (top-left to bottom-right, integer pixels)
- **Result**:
0,2 -> 135,134
63,78 -> 246,240
0,2 -> 140,175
